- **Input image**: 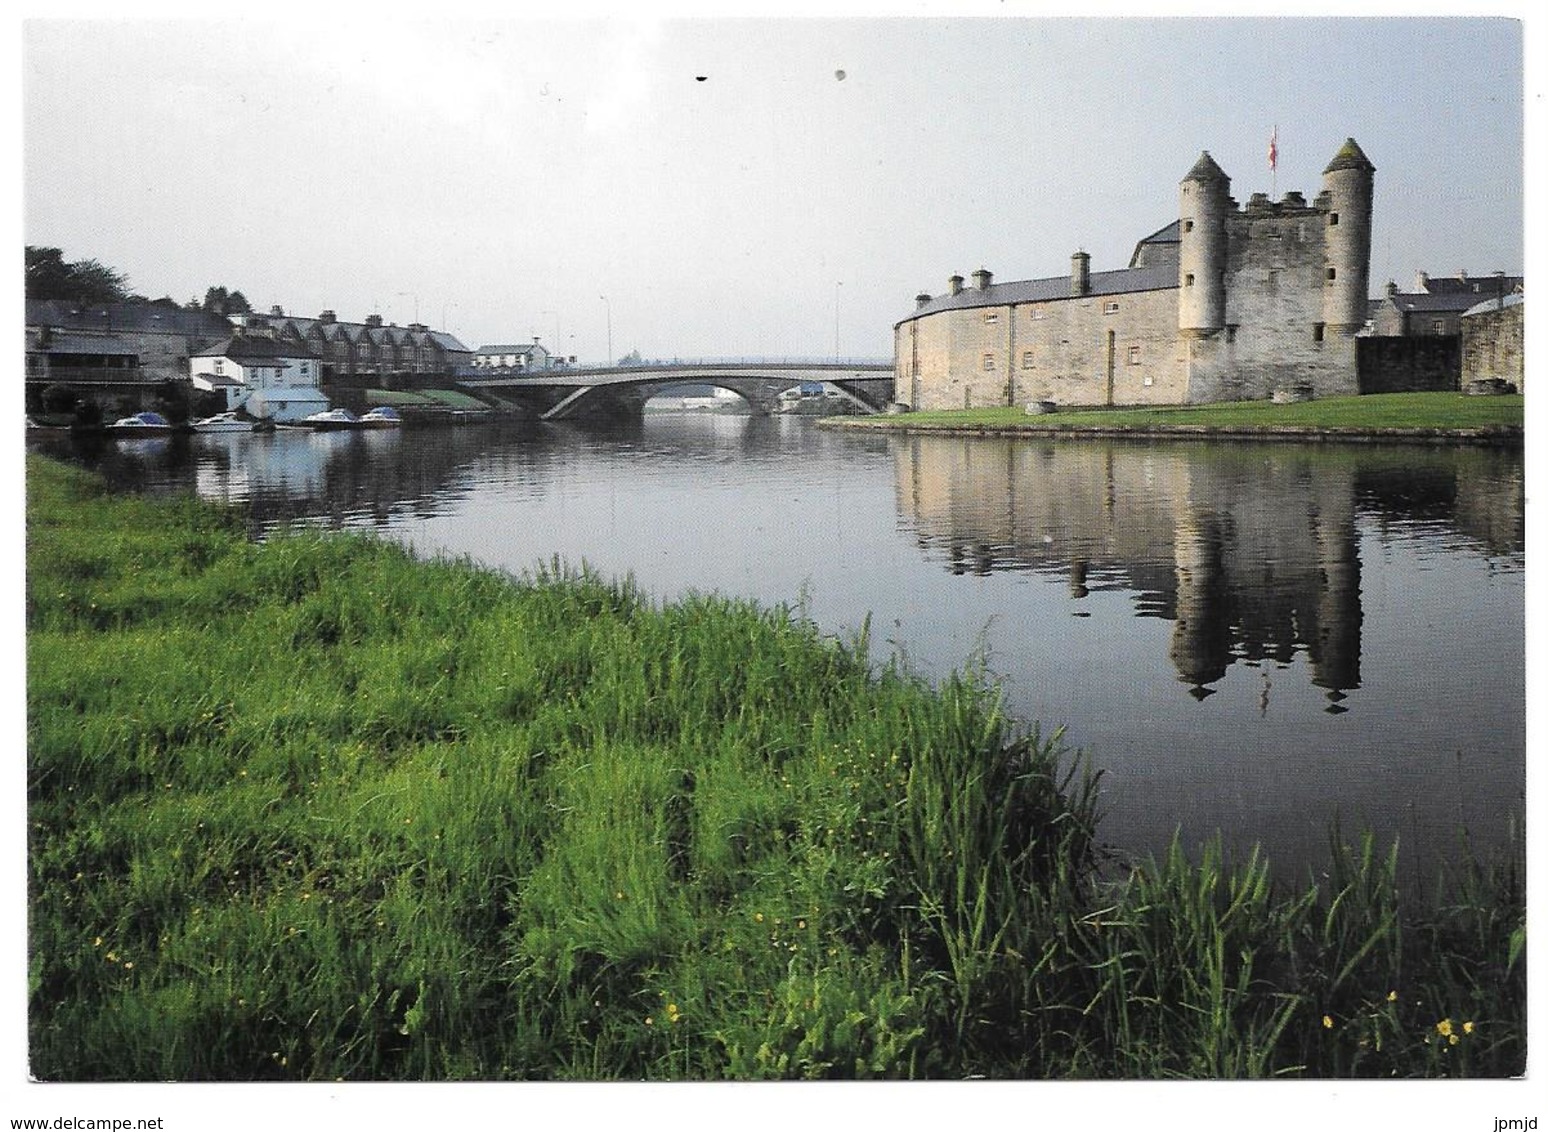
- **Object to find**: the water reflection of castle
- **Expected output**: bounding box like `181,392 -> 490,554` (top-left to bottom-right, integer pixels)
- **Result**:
895,437 -> 1522,708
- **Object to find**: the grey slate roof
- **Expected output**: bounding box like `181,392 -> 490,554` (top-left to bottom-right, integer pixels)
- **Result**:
1463,292 -> 1524,318
193,335 -> 317,362
1385,291 -> 1493,314
1183,151 -> 1230,184
898,263 -> 1178,326
39,332 -> 138,357
1416,274 -> 1523,297
26,299 -> 231,338
1323,137 -> 1375,174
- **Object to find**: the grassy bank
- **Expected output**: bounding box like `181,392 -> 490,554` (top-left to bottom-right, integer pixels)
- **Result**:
825,392 -> 1523,440
26,456 -> 1524,1080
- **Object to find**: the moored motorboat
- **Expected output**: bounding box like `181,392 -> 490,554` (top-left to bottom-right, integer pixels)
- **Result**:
359,406 -> 403,429
297,408 -> 361,431
190,411 -> 255,434
107,411 -> 175,435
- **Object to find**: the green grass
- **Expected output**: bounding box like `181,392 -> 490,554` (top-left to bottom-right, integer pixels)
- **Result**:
838,392 -> 1523,435
25,455 -> 1525,1080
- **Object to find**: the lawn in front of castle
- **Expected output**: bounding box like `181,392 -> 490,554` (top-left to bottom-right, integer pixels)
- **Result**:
841,392 -> 1523,436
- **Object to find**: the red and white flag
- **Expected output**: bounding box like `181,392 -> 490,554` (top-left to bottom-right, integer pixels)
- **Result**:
1268,126 -> 1279,173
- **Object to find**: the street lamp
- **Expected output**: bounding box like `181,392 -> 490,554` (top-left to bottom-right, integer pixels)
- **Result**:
540,310 -> 562,365
600,295 -> 613,365
834,281 -> 843,361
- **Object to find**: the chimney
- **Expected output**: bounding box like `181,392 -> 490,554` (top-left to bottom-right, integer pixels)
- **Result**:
365,314 -> 384,328
972,267 -> 993,291
947,274 -> 964,296
319,309 -> 337,324
1413,271 -> 1430,292
1385,280 -> 1399,298
1458,269 -> 1468,281
915,293 -> 932,309
1070,251 -> 1091,297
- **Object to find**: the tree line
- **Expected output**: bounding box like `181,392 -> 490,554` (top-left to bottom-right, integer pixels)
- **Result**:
25,245 -> 252,317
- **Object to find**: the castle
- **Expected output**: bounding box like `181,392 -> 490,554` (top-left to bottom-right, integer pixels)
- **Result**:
893,138 -> 1376,410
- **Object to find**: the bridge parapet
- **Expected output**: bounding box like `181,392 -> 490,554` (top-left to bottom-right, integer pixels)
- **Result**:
455,357 -> 896,420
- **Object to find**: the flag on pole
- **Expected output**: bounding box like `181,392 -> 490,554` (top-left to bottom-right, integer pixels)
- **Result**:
1268,126 -> 1278,173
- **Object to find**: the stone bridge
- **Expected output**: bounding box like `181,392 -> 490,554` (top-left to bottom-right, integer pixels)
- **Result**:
456,358 -> 895,421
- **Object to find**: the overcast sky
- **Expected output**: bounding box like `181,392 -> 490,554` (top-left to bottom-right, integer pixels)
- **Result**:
22,12 -> 1530,362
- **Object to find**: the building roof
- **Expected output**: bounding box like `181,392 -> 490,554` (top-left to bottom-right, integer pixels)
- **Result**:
193,334 -> 318,362
1129,220 -> 1181,267
255,313 -> 470,353
1414,274 -> 1523,296
36,332 -> 139,357
1463,292 -> 1525,318
898,263 -> 1179,326
1183,151 -> 1230,184
1323,137 -> 1375,174
476,343 -> 547,353
1383,291 -> 1492,314
26,299 -> 231,337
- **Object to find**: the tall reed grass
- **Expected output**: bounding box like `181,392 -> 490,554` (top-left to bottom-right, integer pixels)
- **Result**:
25,456 -> 1524,1080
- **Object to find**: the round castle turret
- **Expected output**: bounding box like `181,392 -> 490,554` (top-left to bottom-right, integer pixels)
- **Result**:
1320,137 -> 1375,334
1178,151 -> 1231,338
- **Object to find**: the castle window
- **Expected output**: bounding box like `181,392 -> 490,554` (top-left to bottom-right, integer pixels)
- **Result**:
1021,350 -> 1035,369
1329,212 -> 1340,226
1226,325 -> 1238,343
1183,219 -> 1194,232
1185,274 -> 1195,287
1127,346 -> 1141,365
1104,302 -> 1120,314
1326,267 -> 1337,281
982,353 -> 995,372
1313,322 -> 1325,342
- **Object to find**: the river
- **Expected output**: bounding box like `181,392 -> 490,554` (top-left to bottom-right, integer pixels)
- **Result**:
28,412 -> 1525,884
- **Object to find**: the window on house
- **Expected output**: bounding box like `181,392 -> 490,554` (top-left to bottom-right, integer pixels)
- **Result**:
1127,346 -> 1141,365
981,353 -> 995,371
1185,274 -> 1195,287
213,359 -> 224,374
1329,212 -> 1340,226
1313,323 -> 1325,342
983,312 -> 998,324
1104,302 -> 1120,314
1327,267 -> 1337,281
1226,325 -> 1238,343
1021,350 -> 1035,369
1183,219 -> 1194,232
1431,320 -> 1444,334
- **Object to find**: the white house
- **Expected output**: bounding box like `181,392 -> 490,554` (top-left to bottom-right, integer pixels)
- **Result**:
190,321 -> 329,422
471,341 -> 552,372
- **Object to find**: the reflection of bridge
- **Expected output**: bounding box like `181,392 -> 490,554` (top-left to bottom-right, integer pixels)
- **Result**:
456,358 -> 895,421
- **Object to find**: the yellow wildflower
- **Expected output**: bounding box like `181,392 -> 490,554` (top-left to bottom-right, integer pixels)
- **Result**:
1435,1018 -> 1454,1038
1322,1015 -> 1334,1030
1386,990 -> 1398,1002
1463,1021 -> 1475,1034
644,1016 -> 653,1027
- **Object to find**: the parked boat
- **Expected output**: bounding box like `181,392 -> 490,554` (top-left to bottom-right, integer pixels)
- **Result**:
358,406 -> 403,429
297,408 -> 361,431
107,411 -> 175,435
190,411 -> 255,434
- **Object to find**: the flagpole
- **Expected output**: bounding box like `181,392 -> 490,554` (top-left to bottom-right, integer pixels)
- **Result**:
1269,125 -> 1278,198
